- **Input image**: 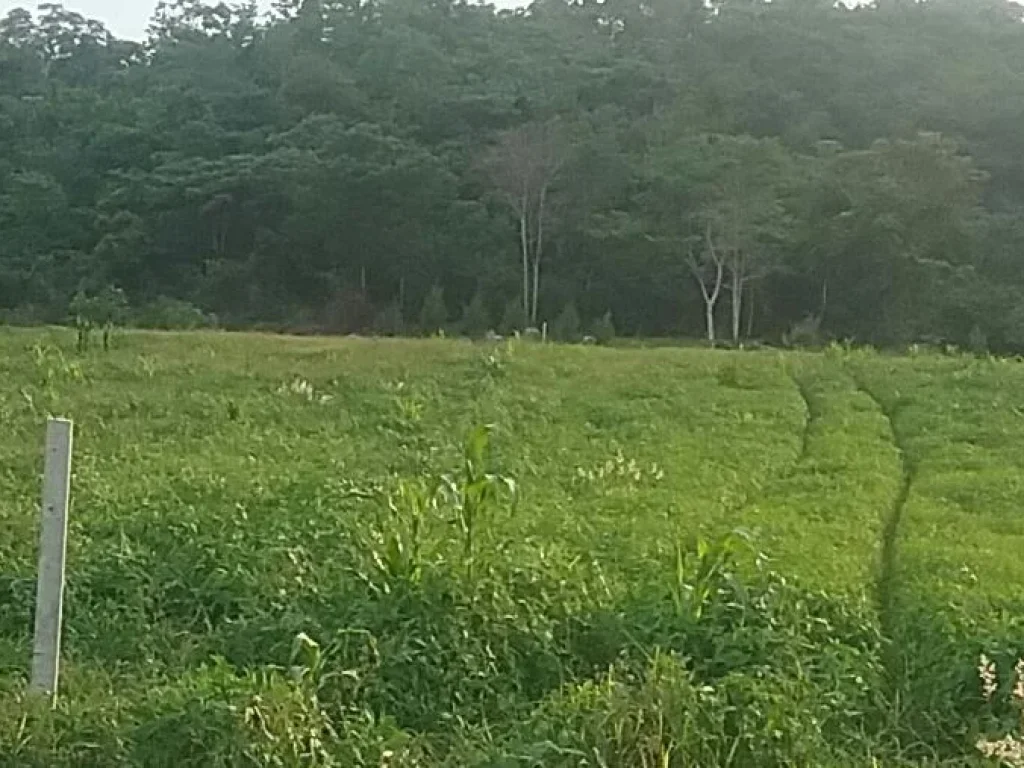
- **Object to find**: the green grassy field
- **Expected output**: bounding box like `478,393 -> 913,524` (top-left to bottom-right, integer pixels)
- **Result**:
0,329 -> 1022,766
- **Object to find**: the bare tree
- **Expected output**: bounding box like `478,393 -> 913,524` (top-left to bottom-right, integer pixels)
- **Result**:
694,141 -> 794,344
687,223 -> 725,344
701,224 -> 779,345
725,246 -> 779,344
483,119 -> 569,326
644,134 -> 795,345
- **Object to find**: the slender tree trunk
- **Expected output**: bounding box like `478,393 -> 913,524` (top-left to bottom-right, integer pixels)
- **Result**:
531,184 -> 548,326
691,226 -> 724,346
520,208 -> 530,323
731,285 -> 741,343
730,258 -> 743,344
531,257 -> 541,326
746,284 -> 756,339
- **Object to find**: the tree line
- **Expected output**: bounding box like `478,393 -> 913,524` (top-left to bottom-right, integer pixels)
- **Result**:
3,0 -> 1024,348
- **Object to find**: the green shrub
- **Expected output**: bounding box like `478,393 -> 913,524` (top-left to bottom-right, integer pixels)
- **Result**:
419,285 -> 447,336
373,301 -> 405,336
69,286 -> 129,350
128,659 -> 336,767
551,302 -> 581,342
321,287 -> 374,334
499,297 -> 527,335
507,654 -> 854,767
134,297 -> 215,330
460,292 -> 490,339
591,311 -> 616,345
782,314 -> 822,348
968,324 -> 988,354
69,286 -> 128,327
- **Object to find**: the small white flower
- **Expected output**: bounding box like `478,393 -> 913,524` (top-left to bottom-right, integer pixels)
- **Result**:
1014,658 -> 1024,704
980,653 -> 998,701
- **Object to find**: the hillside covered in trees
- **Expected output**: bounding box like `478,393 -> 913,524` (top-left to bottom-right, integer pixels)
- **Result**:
3,0 -> 1024,346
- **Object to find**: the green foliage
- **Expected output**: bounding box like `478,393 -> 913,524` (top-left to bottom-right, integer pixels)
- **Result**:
11,0 -> 1024,750
459,292 -> 490,339
499,297 -> 527,336
69,286 -> 128,351
128,660 -> 336,768
591,310 -> 616,345
418,286 -> 447,337
372,301 -> 405,337
134,298 -> 215,331
445,425 -> 517,579
69,286 -> 127,327
5,1 -> 1024,344
551,302 -> 581,343
783,314 -> 823,348
968,324 -> 988,355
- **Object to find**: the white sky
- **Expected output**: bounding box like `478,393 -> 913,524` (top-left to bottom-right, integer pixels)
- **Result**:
0,1 -> 526,40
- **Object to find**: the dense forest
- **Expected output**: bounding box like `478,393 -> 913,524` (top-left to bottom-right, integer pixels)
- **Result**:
3,0 -> 1024,346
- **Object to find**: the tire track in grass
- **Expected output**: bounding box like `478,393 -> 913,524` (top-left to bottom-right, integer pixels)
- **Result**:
721,367 -> 814,515
847,369 -> 916,666
789,370 -> 817,463
484,346 -> 811,576
708,359 -> 815,518
732,358 -> 899,593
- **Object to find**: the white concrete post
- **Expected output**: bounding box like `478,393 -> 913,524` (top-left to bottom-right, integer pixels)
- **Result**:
30,418 -> 73,702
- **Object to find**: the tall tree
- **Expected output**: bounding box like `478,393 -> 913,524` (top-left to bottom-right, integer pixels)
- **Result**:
644,134 -> 801,342
808,134 -> 985,343
483,119 -> 570,326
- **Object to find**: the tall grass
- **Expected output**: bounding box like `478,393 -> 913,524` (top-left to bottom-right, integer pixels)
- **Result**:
0,330 -> 1019,764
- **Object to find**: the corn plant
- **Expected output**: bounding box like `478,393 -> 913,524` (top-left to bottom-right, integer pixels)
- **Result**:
361,479 -> 437,594
670,530 -> 753,623
439,425 -> 517,581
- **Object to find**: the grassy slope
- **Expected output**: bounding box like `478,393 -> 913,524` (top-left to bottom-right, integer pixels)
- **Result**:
0,329 -> 1020,765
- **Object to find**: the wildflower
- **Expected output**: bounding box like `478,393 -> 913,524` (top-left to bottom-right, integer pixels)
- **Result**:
277,377 -> 332,404
1015,658 -> 1024,704
977,735 -> 1024,766
980,653 -> 998,701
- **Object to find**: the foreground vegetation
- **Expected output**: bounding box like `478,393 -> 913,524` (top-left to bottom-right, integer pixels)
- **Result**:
0,329 -> 1022,765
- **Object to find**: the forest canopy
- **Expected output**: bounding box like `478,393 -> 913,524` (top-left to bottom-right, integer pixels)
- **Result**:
3,0 -> 1024,347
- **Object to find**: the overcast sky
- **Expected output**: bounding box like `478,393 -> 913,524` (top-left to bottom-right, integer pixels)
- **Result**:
0,1 -> 525,40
